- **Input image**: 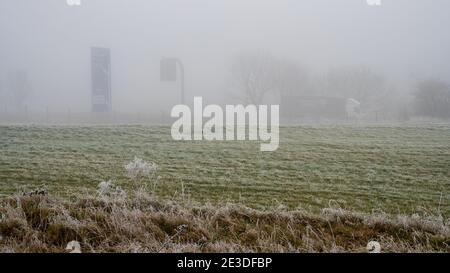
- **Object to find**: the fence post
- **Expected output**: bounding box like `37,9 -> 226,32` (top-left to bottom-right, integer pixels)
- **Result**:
67,108 -> 71,123
24,105 -> 28,122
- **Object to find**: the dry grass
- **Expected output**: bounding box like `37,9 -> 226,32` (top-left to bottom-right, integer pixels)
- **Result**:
0,189 -> 448,253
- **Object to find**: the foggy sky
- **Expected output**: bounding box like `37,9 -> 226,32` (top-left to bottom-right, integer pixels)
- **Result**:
1,0 -> 449,114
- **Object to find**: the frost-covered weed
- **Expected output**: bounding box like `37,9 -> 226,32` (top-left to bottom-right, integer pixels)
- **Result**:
97,180 -> 126,200
98,180 -> 112,196
125,156 -> 158,180
125,157 -> 159,191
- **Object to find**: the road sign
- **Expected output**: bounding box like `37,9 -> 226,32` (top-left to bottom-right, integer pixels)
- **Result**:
160,58 -> 177,82
91,47 -> 112,112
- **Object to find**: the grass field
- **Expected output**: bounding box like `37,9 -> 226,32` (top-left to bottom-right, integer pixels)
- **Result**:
0,124 -> 449,217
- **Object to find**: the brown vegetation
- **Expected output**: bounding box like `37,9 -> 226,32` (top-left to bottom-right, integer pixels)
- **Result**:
0,190 -> 448,253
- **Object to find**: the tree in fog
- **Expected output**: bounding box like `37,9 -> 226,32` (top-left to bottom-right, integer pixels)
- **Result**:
7,71 -> 31,111
324,66 -> 388,109
229,52 -> 309,104
414,79 -> 450,119
275,59 -> 310,96
229,52 -> 279,104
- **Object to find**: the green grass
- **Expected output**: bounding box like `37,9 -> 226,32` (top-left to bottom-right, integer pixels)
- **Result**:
0,125 -> 449,216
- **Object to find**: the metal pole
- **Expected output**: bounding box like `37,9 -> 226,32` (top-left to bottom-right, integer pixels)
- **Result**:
24,105 -> 28,122
176,59 -> 185,104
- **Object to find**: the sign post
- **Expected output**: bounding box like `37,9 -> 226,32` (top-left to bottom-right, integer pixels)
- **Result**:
91,47 -> 112,112
160,58 -> 185,104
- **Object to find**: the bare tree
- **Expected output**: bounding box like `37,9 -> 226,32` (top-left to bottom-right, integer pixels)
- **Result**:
229,52 -> 279,105
229,52 -> 309,104
7,70 -> 31,111
324,66 -> 388,108
274,59 -> 310,96
414,79 -> 450,119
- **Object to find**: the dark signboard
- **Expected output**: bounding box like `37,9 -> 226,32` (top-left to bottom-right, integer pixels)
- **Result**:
160,58 -> 177,82
91,47 -> 111,112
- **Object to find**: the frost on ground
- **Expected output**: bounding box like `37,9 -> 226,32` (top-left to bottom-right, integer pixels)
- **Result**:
0,126 -> 448,253
0,188 -> 448,253
0,125 -> 448,216
0,158 -> 448,253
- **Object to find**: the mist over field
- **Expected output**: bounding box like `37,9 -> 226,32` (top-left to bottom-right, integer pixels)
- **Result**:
0,0 -> 449,120
0,1 -> 449,254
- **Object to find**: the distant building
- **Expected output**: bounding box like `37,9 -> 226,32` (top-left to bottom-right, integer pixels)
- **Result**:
91,47 -> 112,112
281,95 -> 360,120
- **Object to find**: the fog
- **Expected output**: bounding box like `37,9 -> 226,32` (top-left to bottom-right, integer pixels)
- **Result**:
1,0 -> 449,122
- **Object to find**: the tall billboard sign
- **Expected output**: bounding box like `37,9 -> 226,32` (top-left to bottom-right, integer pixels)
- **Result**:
160,57 -> 185,104
160,58 -> 177,82
91,47 -> 111,112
